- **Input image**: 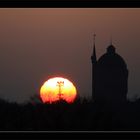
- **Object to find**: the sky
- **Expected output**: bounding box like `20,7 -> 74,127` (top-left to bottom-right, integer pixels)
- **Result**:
0,8 -> 140,103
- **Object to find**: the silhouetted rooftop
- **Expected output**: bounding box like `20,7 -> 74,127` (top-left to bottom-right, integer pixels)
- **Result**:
98,45 -> 127,69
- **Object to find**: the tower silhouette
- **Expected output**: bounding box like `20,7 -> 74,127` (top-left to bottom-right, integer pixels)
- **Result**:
91,34 -> 97,100
91,37 -> 129,104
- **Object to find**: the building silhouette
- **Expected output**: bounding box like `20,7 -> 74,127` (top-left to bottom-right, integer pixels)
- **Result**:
91,37 -> 129,104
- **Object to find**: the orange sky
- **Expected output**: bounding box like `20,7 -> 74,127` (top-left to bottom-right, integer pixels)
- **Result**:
0,8 -> 139,102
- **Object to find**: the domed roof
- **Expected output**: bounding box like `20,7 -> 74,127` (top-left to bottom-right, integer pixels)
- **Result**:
98,45 -> 127,69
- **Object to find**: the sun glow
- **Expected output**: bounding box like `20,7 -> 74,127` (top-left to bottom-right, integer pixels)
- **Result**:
40,77 -> 77,104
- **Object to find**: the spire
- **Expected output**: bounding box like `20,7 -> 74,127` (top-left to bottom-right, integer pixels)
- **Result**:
110,35 -> 112,45
92,34 -> 97,62
107,35 -> 116,54
91,33 -> 97,101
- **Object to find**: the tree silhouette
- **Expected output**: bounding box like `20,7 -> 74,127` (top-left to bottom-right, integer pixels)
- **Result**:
0,95 -> 139,130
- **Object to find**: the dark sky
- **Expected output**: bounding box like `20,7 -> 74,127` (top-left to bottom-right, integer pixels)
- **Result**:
0,8 -> 140,103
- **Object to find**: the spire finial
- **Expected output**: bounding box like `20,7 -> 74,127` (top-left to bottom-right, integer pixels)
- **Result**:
110,35 -> 112,45
93,33 -> 96,46
91,33 -> 97,62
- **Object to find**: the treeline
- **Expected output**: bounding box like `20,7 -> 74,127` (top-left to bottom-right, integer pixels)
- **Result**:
0,97 -> 140,130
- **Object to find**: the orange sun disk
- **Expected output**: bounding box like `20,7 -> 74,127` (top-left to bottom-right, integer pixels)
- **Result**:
40,77 -> 77,104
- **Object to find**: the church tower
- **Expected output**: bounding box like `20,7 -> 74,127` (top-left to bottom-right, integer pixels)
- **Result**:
90,36 -> 128,104
91,34 -> 97,100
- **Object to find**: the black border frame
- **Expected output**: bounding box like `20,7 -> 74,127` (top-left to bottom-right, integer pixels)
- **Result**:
0,0 -> 140,139
0,0 -> 140,8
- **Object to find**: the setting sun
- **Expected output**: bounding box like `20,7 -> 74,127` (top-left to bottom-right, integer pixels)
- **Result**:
40,77 -> 77,104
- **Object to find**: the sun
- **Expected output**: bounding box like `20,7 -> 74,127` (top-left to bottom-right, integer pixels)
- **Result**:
40,77 -> 77,104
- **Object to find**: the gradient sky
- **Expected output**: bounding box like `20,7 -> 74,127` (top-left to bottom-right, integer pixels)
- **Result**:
0,8 -> 140,103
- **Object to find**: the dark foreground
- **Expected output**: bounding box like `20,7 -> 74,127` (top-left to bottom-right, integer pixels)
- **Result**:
0,97 -> 140,131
